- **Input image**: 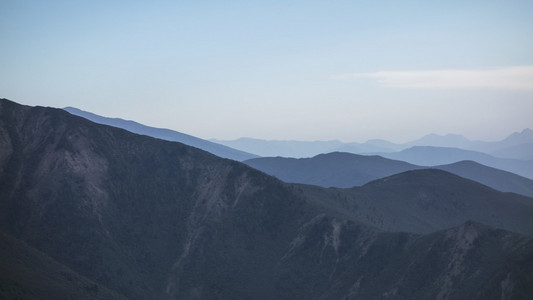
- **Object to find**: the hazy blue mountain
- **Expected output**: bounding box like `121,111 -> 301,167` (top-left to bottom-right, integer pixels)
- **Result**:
498,128 -> 533,148
363,138 -> 404,151
490,142 -> 533,160
245,152 -> 533,197
405,133 -> 472,149
63,107 -> 258,161
379,146 -> 533,179
2,99 -> 533,299
210,137 -> 347,158
435,160 -> 533,198
404,129 -> 533,155
331,142 -> 397,154
215,129 -> 533,159
245,152 -> 423,188
434,161 -> 533,198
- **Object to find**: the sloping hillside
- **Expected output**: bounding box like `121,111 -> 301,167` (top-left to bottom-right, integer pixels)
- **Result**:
1,99 -> 532,299
64,106 -> 258,161
245,152 -> 533,197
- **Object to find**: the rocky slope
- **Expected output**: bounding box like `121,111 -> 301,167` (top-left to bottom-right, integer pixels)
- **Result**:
1,99 -> 532,299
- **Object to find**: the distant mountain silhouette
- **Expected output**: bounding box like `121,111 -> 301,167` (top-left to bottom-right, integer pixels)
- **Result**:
2,99 -> 533,299
490,142 -> 533,160
210,137 -> 347,158
215,129 -> 533,160
405,133 -> 472,149
379,146 -> 533,179
245,152 -> 422,188
401,129 -> 533,154
63,107 -> 258,161
245,152 -> 533,197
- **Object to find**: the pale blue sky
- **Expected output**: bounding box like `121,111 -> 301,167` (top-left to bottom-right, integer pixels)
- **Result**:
2,0 -> 533,142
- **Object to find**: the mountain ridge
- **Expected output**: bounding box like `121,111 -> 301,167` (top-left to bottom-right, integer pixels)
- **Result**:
245,152 -> 533,197
1,99 -> 532,299
63,106 -> 258,161
379,146 -> 533,179
214,129 -> 533,159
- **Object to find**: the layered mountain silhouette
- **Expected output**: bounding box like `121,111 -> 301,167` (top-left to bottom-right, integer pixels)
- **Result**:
245,152 -> 533,197
214,129 -> 533,160
379,146 -> 533,179
400,129 -> 533,154
1,99 -> 532,299
63,106 -> 258,162
245,152 -> 422,188
210,137 -> 350,158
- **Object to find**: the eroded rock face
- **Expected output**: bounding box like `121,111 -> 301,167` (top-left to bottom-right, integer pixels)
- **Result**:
1,99 -> 532,300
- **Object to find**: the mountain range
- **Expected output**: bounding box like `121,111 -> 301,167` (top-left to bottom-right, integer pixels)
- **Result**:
300,169 -> 533,235
63,106 -> 258,162
1,99 -> 533,299
378,146 -> 533,179
245,152 -> 533,197
213,129 -> 533,160
64,107 -> 533,179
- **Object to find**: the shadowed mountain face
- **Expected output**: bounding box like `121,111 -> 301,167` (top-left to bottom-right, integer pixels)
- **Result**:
0,231 -> 126,300
63,106 -> 258,162
1,99 -> 533,299
245,152 -> 533,197
300,169 -> 533,236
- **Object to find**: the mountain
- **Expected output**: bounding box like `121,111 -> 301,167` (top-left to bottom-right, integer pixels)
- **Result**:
211,138 -> 400,158
497,128 -> 533,150
210,137 -> 347,158
245,152 -> 422,188
379,146 -> 533,179
405,133 -> 472,149
435,160 -> 533,198
277,220 -> 533,300
403,129 -> 533,155
214,129 -> 533,160
491,142 -> 533,160
1,99 -> 533,299
245,152 -> 533,197
63,106 -> 258,161
0,231 -> 126,299
301,169 -> 533,236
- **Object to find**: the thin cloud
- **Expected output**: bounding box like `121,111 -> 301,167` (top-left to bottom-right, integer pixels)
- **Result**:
340,66 -> 533,90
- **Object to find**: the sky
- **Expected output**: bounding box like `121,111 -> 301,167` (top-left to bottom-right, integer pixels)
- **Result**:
1,0 -> 533,143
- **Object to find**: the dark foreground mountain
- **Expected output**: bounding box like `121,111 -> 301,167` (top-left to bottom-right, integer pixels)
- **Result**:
245,152 -> 533,197
301,169 -> 533,235
1,99 -> 533,299
63,106 -> 258,161
0,231 -> 125,299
